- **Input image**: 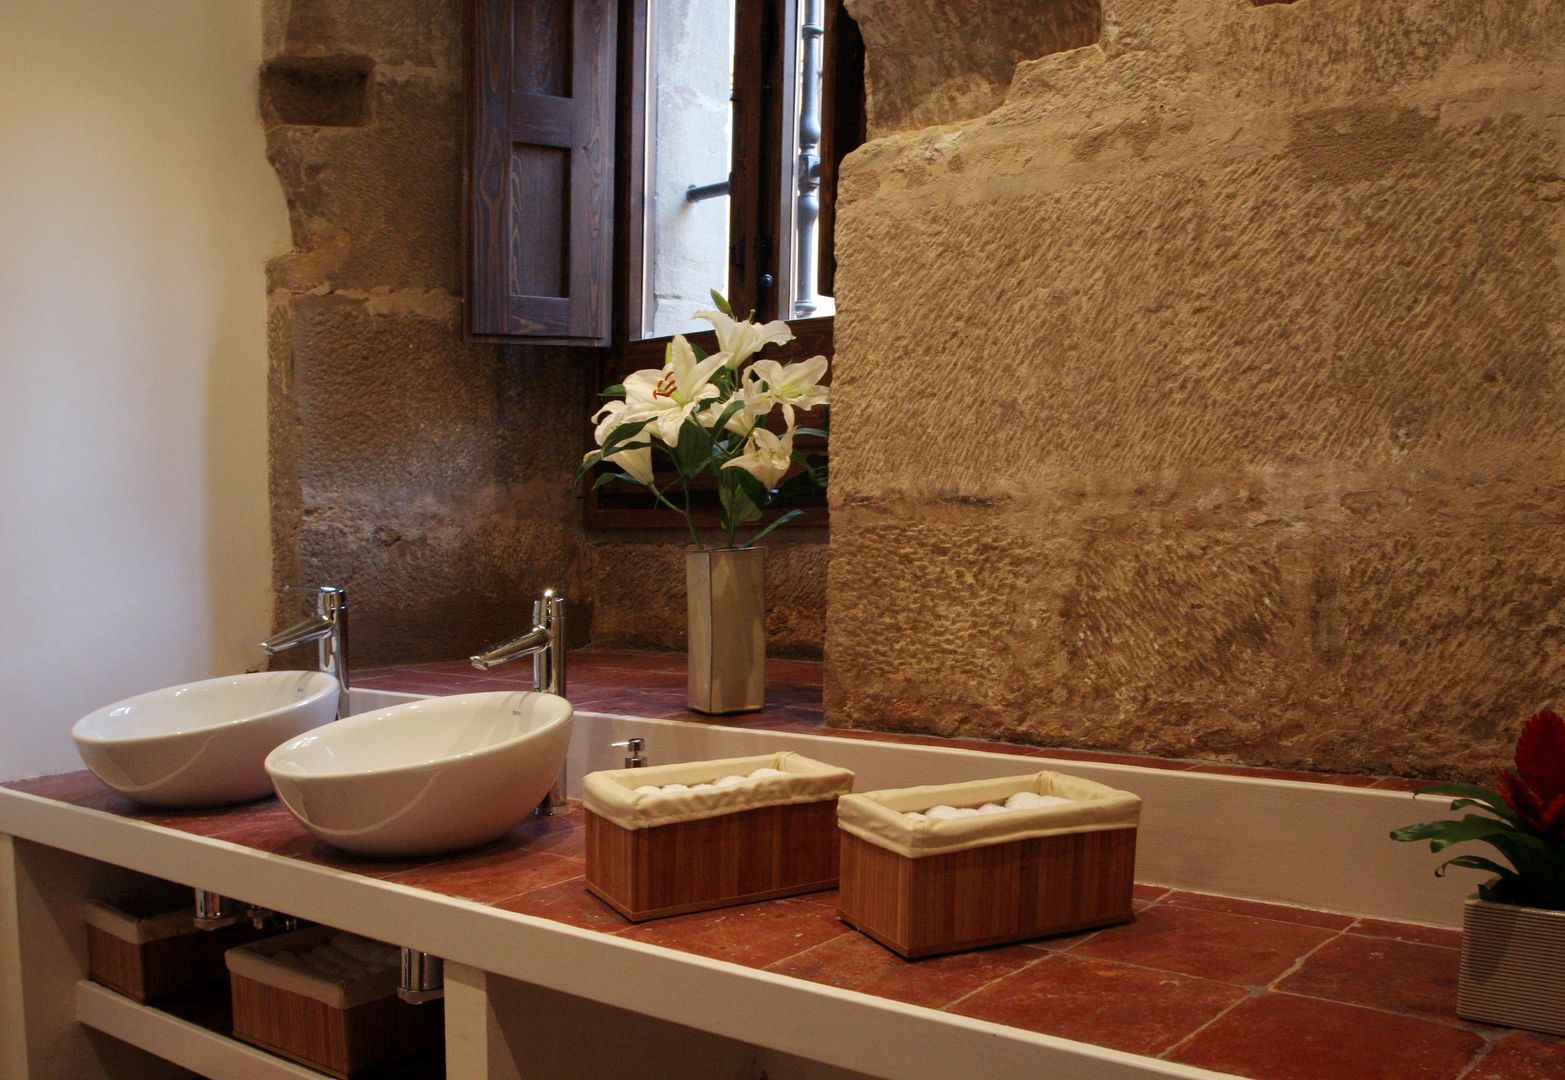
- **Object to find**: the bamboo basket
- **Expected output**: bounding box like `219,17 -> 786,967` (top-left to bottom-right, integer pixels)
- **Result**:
583,751 -> 854,921
227,926 -> 442,1079
836,772 -> 1141,958
85,881 -> 265,1003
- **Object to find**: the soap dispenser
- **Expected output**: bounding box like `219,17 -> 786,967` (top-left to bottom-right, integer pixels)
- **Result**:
611,738 -> 647,768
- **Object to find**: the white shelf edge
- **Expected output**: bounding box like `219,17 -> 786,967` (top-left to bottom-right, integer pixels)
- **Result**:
74,980 -> 334,1080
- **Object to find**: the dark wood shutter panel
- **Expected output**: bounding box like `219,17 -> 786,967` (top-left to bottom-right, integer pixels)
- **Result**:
468,0 -> 616,344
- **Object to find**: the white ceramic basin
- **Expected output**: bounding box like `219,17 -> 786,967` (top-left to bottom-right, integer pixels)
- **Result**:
264,691 -> 574,858
71,671 -> 340,808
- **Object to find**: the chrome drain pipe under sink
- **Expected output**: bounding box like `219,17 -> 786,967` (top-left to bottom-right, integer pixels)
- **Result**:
192,889 -> 242,930
399,948 -> 444,1004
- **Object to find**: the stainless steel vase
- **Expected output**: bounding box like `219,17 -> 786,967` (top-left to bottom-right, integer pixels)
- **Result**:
686,546 -> 765,714
1460,894 -> 1565,1035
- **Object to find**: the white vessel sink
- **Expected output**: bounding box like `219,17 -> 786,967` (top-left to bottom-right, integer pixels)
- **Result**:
71,671 -> 340,808
264,691 -> 574,858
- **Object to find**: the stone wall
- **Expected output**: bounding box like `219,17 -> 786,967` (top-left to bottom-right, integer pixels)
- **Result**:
262,0 -> 826,664
826,0 -> 1565,778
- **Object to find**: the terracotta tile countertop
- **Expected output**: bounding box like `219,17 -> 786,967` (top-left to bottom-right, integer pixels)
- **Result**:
6,649 -> 1556,1079
4,767 -> 1560,1080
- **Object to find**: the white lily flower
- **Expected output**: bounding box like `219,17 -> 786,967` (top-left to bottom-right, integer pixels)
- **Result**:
695,308 -> 793,369
623,335 -> 729,446
586,400 -> 655,485
743,355 -> 830,428
722,427 -> 795,490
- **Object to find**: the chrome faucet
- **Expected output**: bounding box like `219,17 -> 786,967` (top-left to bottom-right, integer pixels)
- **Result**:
471,589 -> 568,815
261,585 -> 349,718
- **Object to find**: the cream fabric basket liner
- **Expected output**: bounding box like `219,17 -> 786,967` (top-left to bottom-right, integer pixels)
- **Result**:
84,880 -> 204,944
838,771 -> 1141,859
226,925 -> 399,1010
583,751 -> 854,830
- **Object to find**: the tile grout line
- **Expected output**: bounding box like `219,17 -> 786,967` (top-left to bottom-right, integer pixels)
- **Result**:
938,953 -> 1056,1013
1155,920 -> 1349,1061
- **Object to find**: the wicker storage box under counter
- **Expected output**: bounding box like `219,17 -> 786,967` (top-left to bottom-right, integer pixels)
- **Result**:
226,926 -> 442,1079
583,751 -> 855,921
85,880 -> 266,1003
836,771 -> 1141,958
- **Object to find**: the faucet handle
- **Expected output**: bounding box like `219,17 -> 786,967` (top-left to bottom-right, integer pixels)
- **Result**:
611,738 -> 647,768
282,584 -> 346,615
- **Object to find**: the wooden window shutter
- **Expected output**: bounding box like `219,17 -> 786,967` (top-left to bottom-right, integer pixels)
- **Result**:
467,0 -> 616,344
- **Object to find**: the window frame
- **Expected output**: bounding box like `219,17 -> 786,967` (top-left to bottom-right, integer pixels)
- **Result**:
584,0 -> 861,531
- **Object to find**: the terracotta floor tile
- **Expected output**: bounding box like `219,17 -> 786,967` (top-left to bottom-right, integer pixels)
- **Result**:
145,798 -> 294,840
569,650 -> 688,674
1070,904 -> 1337,986
576,670 -> 689,693
1167,993 -> 1485,1080
1029,748 -> 1201,771
497,878 -> 634,933
200,811 -> 316,855
1468,1033 -> 1565,1079
1024,926 -> 1106,952
1133,883 -> 1173,903
769,932 -> 1042,1009
1277,933 -> 1460,1020
274,837 -> 446,879
384,848 -> 583,904
795,887 -> 839,910
1371,776 -> 1440,792
617,899 -> 850,968
1186,764 -> 1381,788
495,810 -> 589,860
3,770 -> 143,815
952,953 -> 1247,1057
1350,918 -> 1463,949
1163,890 -> 1356,931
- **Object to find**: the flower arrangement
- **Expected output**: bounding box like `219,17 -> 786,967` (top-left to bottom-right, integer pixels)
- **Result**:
578,292 -> 829,549
1391,708 -> 1565,911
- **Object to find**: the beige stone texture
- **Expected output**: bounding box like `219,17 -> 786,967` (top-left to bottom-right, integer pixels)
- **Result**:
828,0 -> 1565,778
586,535 -> 829,657
262,0 -> 826,664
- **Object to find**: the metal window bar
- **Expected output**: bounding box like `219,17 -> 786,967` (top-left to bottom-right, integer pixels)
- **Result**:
792,0 -> 825,319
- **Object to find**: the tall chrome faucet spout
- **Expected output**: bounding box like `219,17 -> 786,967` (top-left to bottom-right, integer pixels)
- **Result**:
260,615 -> 333,653
260,585 -> 349,719
469,626 -> 550,671
470,590 -> 568,815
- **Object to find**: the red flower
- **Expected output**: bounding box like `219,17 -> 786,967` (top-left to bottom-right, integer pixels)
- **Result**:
1496,708 -> 1565,843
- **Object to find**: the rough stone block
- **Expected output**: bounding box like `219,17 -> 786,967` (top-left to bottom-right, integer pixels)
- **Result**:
274,0 -> 462,72
266,76 -> 463,292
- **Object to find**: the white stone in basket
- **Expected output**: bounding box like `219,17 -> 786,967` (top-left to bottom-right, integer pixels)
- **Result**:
583,751 -> 854,830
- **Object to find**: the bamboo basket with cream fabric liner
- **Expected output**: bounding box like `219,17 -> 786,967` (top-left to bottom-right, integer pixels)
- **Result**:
84,878 -> 268,1003
226,925 -> 443,1078
582,751 -> 854,921
837,771 -> 1140,958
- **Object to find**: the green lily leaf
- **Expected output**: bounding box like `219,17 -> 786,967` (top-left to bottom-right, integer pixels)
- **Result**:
599,384 -> 626,398
729,464 -> 769,508
1435,854 -> 1517,880
599,416 -> 653,455
747,508 -> 805,546
712,397 -> 748,435
1413,783 -> 1523,826
1390,814 -> 1523,851
669,418 -> 713,480
794,426 -> 829,440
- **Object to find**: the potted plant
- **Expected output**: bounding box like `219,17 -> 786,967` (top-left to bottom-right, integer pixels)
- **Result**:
1391,708 -> 1565,1035
579,292 -> 828,714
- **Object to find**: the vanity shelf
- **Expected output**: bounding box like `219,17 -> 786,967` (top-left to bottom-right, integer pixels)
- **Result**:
76,980 -> 334,1080
3,700 -> 1474,1080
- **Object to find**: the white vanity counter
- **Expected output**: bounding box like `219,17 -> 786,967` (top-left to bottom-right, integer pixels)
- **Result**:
0,701 -> 1463,1080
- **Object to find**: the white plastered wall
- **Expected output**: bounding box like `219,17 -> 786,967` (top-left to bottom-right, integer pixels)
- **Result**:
0,1 -> 288,779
